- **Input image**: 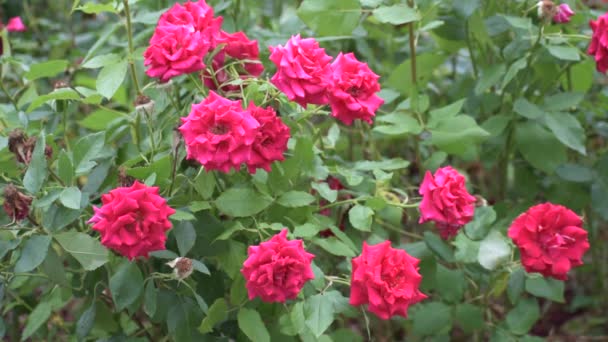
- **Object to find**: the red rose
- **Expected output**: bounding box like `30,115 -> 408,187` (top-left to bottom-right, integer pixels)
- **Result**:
241,229 -> 315,303
5,17 -> 26,32
589,12 -> 608,73
508,203 -> 590,280
268,35 -> 332,108
203,31 -> 264,91
246,104 -> 290,173
350,241 -> 426,320
144,25 -> 210,82
328,53 -> 384,125
88,181 -> 175,260
178,91 -> 259,172
418,166 -> 476,239
157,0 -> 222,44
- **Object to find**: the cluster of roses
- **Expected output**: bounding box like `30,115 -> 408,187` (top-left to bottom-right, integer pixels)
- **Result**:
84,165 -> 589,320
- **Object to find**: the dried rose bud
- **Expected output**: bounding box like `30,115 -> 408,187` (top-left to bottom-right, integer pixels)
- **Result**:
167,257 -> 193,280
134,95 -> 155,115
118,167 -> 135,187
53,80 -> 70,89
3,184 -> 33,221
475,195 -> 488,207
537,0 -> 558,20
8,130 -> 36,164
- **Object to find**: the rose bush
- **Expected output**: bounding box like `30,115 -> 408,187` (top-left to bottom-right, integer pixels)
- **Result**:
0,0 -> 607,341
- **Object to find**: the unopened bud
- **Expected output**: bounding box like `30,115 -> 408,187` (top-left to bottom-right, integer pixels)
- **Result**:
167,257 -> 193,280
118,167 -> 136,187
3,184 -> 33,221
134,95 -> 155,115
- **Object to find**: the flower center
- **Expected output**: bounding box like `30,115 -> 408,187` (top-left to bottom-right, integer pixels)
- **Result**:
210,124 -> 229,135
348,86 -> 361,97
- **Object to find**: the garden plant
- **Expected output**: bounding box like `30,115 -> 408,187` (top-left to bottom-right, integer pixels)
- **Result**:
1,0 -> 608,341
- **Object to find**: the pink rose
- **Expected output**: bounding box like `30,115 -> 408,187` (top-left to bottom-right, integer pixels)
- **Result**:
508,203 -> 589,280
203,31 -> 264,91
6,17 -> 26,32
157,0 -> 222,44
88,181 -> 175,260
328,53 -> 384,125
144,25 -> 210,82
418,166 -> 476,239
178,91 -> 259,172
588,12 -> 608,73
553,4 -> 574,23
245,104 -> 290,173
350,241 -> 427,320
241,229 -> 315,303
269,35 -> 332,108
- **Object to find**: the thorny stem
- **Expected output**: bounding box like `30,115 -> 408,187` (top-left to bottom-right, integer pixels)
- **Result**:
123,0 -> 142,95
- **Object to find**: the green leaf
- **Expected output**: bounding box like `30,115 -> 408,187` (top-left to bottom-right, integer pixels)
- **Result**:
143,282 -> 157,317
24,60 -> 68,80
294,223 -> 322,238
561,60 -> 593,92
429,115 -> 489,156
373,113 -> 422,136
57,151 -> 74,186
525,276 -> 565,303
198,298 -> 227,333
305,292 -> 336,338
454,304 -> 484,333
513,98 -> 545,120
81,53 -> 121,69
411,301 -> 452,337
40,247 -> 68,286
452,233 -> 480,263
515,122 -> 567,174
464,206 -> 496,240
543,92 -> 584,112
547,45 -> 580,61
388,53 -> 446,96
353,158 -> 410,171
297,0 -> 361,36
543,111 -> 586,155
454,0 -> 480,18
555,164 -> 593,183
23,132 -> 48,194
435,266 -> 465,303
194,170 -> 216,200
508,268 -> 525,305
75,2 -> 118,14
59,186 -> 82,209
0,239 -> 21,259
423,232 -> 455,262
76,303 -> 96,339
502,58 -> 527,89
237,308 -> 270,342
474,64 -> 506,95
173,222 -> 196,256
96,59 -> 127,99
215,187 -> 272,217
477,231 -> 511,271
72,132 -> 105,174
372,4 -> 420,25
348,205 -> 374,231
79,108 -> 126,131
54,231 -> 109,271
310,182 -> 338,203
506,297 -> 540,335
277,191 -> 316,208
313,237 -> 356,257
27,88 -> 81,112
428,99 -> 466,126
109,262 -> 144,311
14,235 -> 52,273
21,302 -> 52,341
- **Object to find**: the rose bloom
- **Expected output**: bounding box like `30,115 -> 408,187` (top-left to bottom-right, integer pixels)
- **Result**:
418,166 -> 476,239
241,229 -> 315,303
203,31 -> 264,91
144,26 -> 210,82
269,34 -> 332,108
328,53 -> 384,125
589,12 -> 608,73
157,0 -> 222,43
553,4 -> 574,23
245,104 -> 290,173
88,181 -> 175,260
508,203 -> 590,280
350,241 -> 427,320
178,91 -> 259,172
5,17 -> 26,32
